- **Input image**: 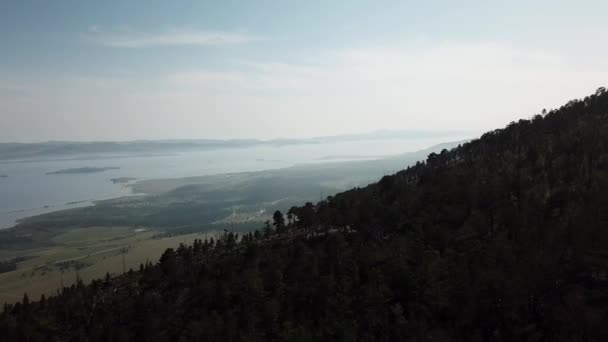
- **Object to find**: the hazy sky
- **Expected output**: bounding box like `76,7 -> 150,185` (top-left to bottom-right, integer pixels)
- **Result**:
1,0 -> 607,142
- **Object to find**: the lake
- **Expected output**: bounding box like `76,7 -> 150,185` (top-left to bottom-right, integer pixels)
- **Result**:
0,137 -> 464,229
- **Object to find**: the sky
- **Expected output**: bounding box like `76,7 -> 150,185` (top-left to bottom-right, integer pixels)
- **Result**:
1,0 -> 607,142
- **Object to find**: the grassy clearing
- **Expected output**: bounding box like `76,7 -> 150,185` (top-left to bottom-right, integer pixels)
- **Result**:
0,226 -> 208,304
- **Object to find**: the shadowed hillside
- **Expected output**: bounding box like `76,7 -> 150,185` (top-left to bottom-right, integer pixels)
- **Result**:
1,88 -> 608,341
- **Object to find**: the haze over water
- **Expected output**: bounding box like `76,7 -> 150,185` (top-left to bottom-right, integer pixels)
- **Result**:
0,137 -> 465,229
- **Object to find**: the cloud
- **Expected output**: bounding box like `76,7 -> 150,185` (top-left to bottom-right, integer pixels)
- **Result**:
2,40 -> 607,142
90,28 -> 264,48
135,41 -> 608,134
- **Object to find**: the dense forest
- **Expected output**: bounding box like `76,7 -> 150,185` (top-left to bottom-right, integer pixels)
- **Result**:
2,88 -> 608,341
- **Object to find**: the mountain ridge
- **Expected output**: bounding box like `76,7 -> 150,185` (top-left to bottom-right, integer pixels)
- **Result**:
0,130 -> 475,161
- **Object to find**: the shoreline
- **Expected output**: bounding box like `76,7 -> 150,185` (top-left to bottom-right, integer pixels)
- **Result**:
0,139 -> 468,230
0,189 -> 137,230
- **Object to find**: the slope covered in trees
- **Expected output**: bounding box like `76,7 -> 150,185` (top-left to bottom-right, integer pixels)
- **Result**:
2,88 -> 608,341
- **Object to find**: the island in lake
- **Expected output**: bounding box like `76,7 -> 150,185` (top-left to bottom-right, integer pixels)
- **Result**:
110,177 -> 136,184
46,167 -> 120,175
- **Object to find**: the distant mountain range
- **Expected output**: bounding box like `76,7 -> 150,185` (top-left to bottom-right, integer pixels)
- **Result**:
0,130 -> 476,161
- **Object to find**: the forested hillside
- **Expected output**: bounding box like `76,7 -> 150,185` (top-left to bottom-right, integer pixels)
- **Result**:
2,88 -> 608,341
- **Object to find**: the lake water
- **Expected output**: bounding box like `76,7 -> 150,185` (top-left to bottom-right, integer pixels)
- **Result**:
0,138 -> 464,229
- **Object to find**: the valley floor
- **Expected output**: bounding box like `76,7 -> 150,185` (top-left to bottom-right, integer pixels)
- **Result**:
0,227 -> 211,304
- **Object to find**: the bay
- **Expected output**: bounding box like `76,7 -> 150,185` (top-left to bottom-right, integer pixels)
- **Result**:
0,137 -> 463,229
